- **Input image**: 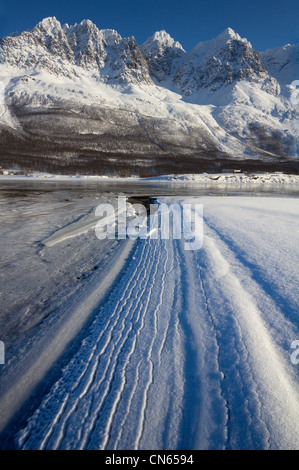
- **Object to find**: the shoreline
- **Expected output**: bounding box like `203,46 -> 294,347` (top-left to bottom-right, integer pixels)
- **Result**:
1,171 -> 299,187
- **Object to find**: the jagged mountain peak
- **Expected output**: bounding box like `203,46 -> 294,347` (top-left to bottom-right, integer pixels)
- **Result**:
99,28 -> 123,44
217,27 -> 242,42
261,42 -> 299,84
172,27 -> 268,95
0,17 -> 152,84
63,19 -> 99,36
143,30 -> 185,51
34,16 -> 62,35
78,19 -> 97,29
63,20 -> 122,48
191,27 -> 252,58
141,30 -> 186,82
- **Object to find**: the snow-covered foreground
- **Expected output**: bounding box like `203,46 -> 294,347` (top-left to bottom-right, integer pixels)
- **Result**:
1,192 -> 299,450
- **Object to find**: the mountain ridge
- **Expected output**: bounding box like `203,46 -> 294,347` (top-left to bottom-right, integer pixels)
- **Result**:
0,17 -> 298,176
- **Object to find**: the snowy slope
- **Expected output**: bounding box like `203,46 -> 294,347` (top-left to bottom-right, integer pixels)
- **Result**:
0,18 -> 299,173
261,44 -> 299,85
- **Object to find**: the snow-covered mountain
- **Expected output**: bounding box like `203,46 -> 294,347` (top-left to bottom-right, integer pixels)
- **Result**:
173,28 -> 278,95
260,43 -> 299,85
0,17 -> 298,175
0,17 -> 152,84
141,30 -> 186,82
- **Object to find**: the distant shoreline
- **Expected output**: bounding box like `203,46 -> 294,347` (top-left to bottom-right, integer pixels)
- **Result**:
1,171 -> 299,187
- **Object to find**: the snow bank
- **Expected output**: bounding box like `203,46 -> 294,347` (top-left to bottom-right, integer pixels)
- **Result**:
145,172 -> 299,186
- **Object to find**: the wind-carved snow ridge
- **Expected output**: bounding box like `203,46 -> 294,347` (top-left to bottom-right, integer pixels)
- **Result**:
11,196 -> 299,450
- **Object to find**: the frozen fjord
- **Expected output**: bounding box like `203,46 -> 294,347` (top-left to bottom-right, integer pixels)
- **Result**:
0,187 -> 299,449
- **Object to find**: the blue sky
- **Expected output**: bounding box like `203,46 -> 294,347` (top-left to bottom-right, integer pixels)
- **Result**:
0,0 -> 298,52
